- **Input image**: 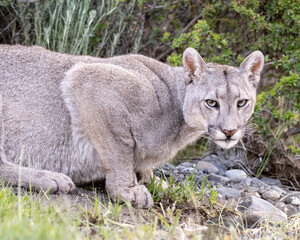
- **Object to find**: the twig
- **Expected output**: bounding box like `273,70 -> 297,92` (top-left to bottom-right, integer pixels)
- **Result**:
281,127 -> 300,139
157,13 -> 202,61
179,12 -> 202,35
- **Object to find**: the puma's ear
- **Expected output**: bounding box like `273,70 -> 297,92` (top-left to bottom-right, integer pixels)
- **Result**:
182,48 -> 206,83
240,51 -> 264,88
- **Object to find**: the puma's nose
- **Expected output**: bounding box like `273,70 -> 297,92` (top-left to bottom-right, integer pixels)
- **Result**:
222,129 -> 237,138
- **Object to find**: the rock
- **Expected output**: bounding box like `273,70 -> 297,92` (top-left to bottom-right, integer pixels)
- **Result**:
251,178 -> 269,194
232,177 -> 252,191
196,161 -> 219,174
177,174 -> 185,182
176,162 -> 196,168
225,169 -> 247,183
218,187 -> 241,199
286,204 -> 300,216
200,154 -> 231,169
291,198 -> 300,206
244,192 -> 261,198
282,192 -> 300,202
207,173 -> 229,185
260,177 -> 282,187
242,177 -> 252,187
271,185 -> 286,197
262,189 -> 281,201
182,167 -> 196,175
282,194 -> 300,205
248,186 -> 259,193
238,196 -> 287,225
276,202 -> 288,213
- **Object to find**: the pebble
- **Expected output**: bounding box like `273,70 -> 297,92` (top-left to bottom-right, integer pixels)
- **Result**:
244,192 -> 261,198
196,161 -> 219,174
201,154 -> 234,169
291,198 -> 300,206
271,185 -> 286,197
176,162 -> 196,168
153,153 -> 299,224
225,169 -> 247,183
218,187 -> 241,199
286,204 -> 300,215
238,196 -> 287,225
276,202 -> 288,213
262,189 -> 281,201
207,173 -> 229,185
260,177 -> 282,187
251,178 -> 269,194
283,196 -> 296,204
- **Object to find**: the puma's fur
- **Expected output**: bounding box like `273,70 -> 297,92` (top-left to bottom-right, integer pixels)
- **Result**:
0,45 -> 263,208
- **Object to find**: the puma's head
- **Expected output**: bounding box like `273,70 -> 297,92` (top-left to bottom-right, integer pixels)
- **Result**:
182,48 -> 264,149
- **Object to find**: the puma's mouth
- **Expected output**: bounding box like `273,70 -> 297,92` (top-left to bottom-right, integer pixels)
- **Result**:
214,139 -> 239,149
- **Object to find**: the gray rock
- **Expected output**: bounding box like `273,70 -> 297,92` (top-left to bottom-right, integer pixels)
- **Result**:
251,178 -> 270,194
286,204 -> 300,216
182,167 -> 196,175
251,178 -> 268,188
262,189 -> 281,201
271,185 -> 286,197
177,174 -> 185,182
207,173 -> 229,185
196,161 -> 219,174
242,177 -> 252,187
200,154 -> 232,169
232,177 -> 252,191
238,196 -> 287,225
282,193 -> 300,204
225,169 -> 247,183
260,177 -> 282,187
176,162 -> 196,168
248,186 -> 260,193
244,192 -> 261,198
291,198 -> 300,206
218,187 -> 241,199
276,202 -> 287,212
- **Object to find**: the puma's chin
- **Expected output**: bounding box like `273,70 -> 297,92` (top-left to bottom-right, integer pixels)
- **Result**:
214,139 -> 239,149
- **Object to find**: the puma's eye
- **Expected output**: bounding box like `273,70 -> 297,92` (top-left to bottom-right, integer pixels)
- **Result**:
206,99 -> 218,108
237,99 -> 248,107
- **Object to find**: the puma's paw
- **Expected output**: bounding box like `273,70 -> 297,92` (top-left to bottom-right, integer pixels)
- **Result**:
36,171 -> 76,193
111,185 -> 154,209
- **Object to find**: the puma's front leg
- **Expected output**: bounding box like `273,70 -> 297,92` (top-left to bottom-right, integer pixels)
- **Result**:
106,171 -> 153,209
98,145 -> 153,209
89,132 -> 153,209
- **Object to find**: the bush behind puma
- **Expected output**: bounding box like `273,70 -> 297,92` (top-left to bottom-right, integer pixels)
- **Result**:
0,45 -> 263,208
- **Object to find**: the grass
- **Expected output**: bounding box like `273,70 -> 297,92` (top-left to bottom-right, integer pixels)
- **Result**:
0,0 -> 138,57
0,170 -> 300,240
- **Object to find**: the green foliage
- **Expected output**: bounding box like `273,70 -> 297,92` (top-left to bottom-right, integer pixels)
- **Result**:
0,187 -> 83,240
166,0 -> 300,175
148,170 -> 219,208
0,0 -> 138,56
167,20 -> 234,66
253,72 -> 300,158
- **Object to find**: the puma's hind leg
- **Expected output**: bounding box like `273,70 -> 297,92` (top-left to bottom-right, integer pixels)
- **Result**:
0,95 -> 75,193
0,162 -> 75,193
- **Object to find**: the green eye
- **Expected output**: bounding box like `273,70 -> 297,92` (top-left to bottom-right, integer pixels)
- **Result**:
206,99 -> 218,107
237,99 -> 248,107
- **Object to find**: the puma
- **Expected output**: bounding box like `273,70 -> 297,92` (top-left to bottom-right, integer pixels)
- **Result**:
0,45 -> 264,208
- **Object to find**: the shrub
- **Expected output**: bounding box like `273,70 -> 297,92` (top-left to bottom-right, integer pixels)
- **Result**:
167,0 -> 299,181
